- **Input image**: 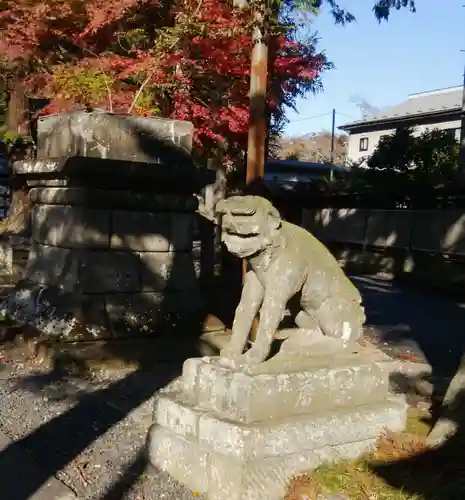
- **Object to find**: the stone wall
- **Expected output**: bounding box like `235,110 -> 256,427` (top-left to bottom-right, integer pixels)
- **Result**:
303,208 -> 465,255
302,207 -> 465,291
2,112 -> 214,341
23,192 -> 202,340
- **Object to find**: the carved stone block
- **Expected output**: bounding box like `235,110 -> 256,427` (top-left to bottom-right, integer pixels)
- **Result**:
149,423 -> 375,500
110,211 -> 171,252
147,351 -> 407,500
170,214 -> 194,252
149,425 -> 210,494
105,292 -> 165,337
25,244 -> 80,292
80,251 -> 141,293
2,280 -> 110,339
6,114 -> 208,341
32,204 -> 111,248
105,291 -> 205,337
36,112 -> 194,162
139,251 -> 199,292
154,392 -> 405,461
181,351 -> 393,424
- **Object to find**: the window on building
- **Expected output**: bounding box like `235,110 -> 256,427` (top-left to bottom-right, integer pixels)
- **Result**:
359,137 -> 369,152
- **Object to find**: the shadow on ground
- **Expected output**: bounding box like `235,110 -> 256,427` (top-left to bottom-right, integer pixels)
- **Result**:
348,275 -> 465,499
353,275 -> 465,412
0,120 -> 228,500
371,388 -> 465,500
0,363 -> 179,500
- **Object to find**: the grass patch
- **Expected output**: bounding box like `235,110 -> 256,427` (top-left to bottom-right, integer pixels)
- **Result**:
284,408 -> 452,500
285,434 -> 427,500
405,408 -> 431,437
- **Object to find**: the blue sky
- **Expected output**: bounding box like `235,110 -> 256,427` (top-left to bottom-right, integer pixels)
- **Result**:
283,0 -> 465,137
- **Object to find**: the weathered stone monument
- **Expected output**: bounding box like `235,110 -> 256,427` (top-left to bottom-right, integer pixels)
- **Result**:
0,111 -> 213,342
147,195 -> 407,499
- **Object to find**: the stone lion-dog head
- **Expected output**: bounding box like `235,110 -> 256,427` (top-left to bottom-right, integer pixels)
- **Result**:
215,196 -> 283,259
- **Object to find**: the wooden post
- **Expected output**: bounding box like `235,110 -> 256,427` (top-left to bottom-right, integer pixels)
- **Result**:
239,0 -> 270,340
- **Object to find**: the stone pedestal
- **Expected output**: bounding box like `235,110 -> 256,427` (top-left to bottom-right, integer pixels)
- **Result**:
147,348 -> 407,500
0,112 -> 215,340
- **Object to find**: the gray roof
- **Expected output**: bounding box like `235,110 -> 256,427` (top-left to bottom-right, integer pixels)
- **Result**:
340,86 -> 462,129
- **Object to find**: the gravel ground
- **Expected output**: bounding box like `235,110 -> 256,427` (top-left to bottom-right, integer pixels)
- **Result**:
0,275 -> 463,499
0,333 -> 426,500
0,343 -> 203,500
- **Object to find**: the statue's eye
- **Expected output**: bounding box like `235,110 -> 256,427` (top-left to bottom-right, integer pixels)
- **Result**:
230,207 -> 256,216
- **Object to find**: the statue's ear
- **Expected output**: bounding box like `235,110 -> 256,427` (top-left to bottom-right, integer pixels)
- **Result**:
268,206 -> 281,230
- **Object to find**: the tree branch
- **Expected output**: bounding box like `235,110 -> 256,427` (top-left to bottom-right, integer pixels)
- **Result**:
128,0 -> 204,114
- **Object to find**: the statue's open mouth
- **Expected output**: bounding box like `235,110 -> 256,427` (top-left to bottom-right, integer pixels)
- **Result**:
222,231 -> 262,257
225,229 -> 260,238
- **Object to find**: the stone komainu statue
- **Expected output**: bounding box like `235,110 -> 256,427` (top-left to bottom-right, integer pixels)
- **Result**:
215,195 -> 365,366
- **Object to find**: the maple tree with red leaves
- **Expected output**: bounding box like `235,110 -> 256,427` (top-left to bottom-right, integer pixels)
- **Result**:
0,0 -> 330,166
0,0 -> 417,165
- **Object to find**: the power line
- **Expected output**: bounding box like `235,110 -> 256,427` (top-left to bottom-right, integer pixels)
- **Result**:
336,111 -> 357,121
288,110 -> 359,125
287,112 -> 332,123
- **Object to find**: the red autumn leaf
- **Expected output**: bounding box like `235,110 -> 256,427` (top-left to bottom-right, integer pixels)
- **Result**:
0,0 -> 330,164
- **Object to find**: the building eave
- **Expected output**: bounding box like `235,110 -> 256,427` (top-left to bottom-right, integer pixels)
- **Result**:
339,107 -> 461,132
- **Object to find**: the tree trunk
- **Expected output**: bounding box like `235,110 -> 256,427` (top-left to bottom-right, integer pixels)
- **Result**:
7,86 -> 29,135
1,187 -> 31,236
1,141 -> 35,236
428,354 -> 465,446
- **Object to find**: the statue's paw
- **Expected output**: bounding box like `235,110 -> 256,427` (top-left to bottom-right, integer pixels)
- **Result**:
240,344 -> 270,366
217,356 -> 241,370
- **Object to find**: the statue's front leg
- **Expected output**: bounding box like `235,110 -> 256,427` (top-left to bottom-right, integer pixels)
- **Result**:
220,270 -> 264,360
240,290 -> 289,365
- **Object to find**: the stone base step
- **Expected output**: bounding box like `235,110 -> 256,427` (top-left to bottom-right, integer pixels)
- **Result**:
180,350 -> 395,423
154,391 -> 407,461
148,394 -> 406,500
148,425 -> 374,500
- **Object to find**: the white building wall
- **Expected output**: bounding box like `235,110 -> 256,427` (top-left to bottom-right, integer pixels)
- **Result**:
347,119 -> 461,164
347,128 -> 397,164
